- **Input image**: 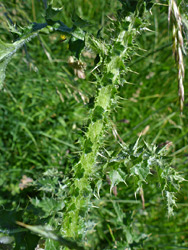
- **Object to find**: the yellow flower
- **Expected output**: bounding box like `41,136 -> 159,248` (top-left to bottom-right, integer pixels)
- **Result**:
60,34 -> 67,41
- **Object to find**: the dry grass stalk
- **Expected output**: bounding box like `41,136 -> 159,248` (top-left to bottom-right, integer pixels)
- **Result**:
168,0 -> 185,113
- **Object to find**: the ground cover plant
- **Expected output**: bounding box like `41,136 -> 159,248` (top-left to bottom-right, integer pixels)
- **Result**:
0,0 -> 188,249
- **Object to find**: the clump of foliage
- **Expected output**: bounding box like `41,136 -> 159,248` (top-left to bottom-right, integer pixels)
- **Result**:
0,0 -> 187,250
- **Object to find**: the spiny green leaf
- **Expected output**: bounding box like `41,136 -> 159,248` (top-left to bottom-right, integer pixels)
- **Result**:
161,167 -> 185,190
166,191 -> 177,216
130,161 -> 151,183
87,35 -> 109,56
96,86 -> 111,110
0,39 -> 17,61
74,177 -> 92,193
45,238 -> 60,250
0,57 -> 11,89
31,197 -> 65,217
80,152 -> 95,175
95,179 -> 102,198
0,34 -> 37,89
71,27 -> 85,41
108,170 -> 126,193
87,120 -> 103,144
107,56 -> 125,83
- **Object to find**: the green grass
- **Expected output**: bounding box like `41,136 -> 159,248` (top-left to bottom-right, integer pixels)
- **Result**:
0,1 -> 188,250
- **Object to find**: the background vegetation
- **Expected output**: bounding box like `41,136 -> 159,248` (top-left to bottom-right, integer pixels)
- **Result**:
0,0 -> 188,249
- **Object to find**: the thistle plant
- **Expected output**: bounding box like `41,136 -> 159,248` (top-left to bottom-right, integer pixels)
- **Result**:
61,2 -> 151,243
61,1 -> 185,248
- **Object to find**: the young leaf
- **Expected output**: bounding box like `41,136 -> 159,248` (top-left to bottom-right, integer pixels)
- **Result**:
0,33 -> 37,89
108,170 -> 126,193
95,179 -> 102,198
130,161 -> 151,183
166,191 -> 177,216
